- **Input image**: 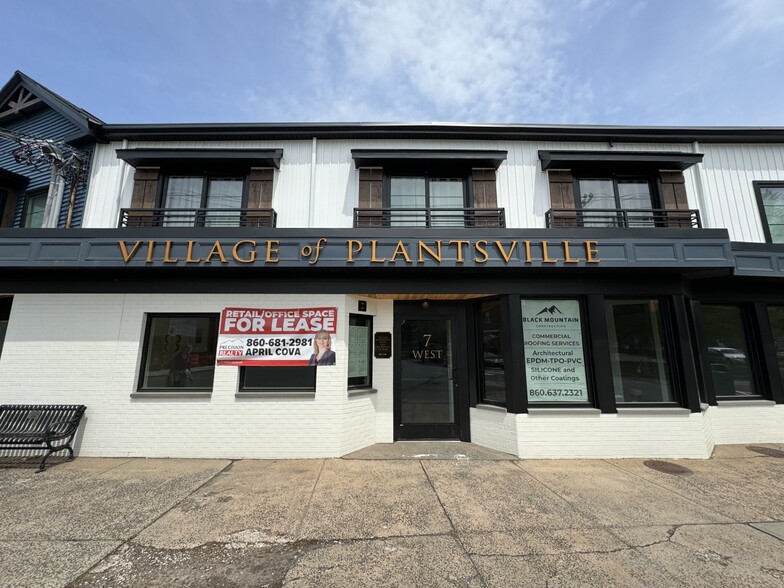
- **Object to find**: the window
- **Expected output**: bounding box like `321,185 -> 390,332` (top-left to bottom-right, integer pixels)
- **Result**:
701,304 -> 758,398
754,182 -> 784,243
606,299 -> 675,404
138,314 -> 218,391
0,297 -> 11,358
541,150 -> 702,229
163,175 -> 245,227
240,366 -> 316,391
387,173 -> 467,227
522,299 -> 590,404
21,189 -> 47,228
479,299 -> 505,405
348,314 -> 372,388
578,176 -> 654,227
117,149 -> 281,228
352,150 -> 507,228
768,305 -> 784,387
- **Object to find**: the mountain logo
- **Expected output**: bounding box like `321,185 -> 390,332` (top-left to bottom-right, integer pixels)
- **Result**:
536,305 -> 562,316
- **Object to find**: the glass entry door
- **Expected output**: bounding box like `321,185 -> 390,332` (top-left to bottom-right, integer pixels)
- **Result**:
395,303 -> 466,439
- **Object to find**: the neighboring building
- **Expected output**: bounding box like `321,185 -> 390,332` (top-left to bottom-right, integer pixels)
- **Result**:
0,72 -> 782,459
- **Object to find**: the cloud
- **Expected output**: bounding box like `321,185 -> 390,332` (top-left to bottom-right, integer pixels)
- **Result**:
248,0 -> 591,123
717,0 -> 784,45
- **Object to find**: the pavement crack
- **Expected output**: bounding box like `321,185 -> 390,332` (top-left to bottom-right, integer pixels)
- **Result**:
294,458 -> 325,538
420,460 -> 490,588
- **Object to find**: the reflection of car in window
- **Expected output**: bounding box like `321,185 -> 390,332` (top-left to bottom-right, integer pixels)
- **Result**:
483,352 -> 504,368
708,347 -> 746,365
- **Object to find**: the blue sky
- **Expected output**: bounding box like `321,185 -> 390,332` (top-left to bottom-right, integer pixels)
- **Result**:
3,0 -> 783,126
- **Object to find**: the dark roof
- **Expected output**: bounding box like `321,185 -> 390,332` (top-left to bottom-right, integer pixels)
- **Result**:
96,121 -> 784,144
0,71 -> 105,145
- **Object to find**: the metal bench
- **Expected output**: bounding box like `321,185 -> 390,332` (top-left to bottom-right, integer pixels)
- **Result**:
0,405 -> 86,472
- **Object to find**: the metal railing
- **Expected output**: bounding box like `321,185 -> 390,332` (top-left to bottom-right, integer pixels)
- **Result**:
353,207 -> 506,228
119,208 -> 277,228
545,208 -> 701,229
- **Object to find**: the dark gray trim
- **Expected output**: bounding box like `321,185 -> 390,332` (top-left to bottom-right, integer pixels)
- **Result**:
96,122 -> 784,144
586,295 -> 617,413
0,71 -> 105,134
116,148 -> 284,169
539,150 -> 703,171
352,149 -> 507,169
0,227 -> 735,271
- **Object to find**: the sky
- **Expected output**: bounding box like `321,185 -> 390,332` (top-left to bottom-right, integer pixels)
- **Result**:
2,0 -> 784,126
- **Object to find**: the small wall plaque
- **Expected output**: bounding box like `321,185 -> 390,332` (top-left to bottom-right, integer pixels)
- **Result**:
374,332 -> 392,358
358,300 -> 367,312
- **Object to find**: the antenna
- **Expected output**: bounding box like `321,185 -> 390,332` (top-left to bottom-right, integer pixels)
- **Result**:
0,128 -> 90,227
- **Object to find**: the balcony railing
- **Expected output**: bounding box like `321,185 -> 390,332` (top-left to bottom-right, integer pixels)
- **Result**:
353,207 -> 506,228
545,208 -> 701,229
119,208 -> 277,228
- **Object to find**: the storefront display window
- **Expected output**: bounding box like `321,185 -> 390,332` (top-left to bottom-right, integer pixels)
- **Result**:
522,299 -> 589,403
479,299 -> 505,404
348,314 -> 372,388
606,299 -> 674,403
768,305 -> 784,386
701,304 -> 758,398
139,314 -> 218,390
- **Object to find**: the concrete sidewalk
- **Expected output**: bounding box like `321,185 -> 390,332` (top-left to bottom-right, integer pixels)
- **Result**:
1,444 -> 783,587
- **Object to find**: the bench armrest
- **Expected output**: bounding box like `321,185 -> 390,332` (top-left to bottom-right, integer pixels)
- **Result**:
44,418 -> 81,441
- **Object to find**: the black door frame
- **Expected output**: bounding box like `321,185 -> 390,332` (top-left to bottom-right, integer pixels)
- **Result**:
393,300 -> 471,441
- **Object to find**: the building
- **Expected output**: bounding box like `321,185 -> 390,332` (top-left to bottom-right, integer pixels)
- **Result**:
1,72 -> 782,459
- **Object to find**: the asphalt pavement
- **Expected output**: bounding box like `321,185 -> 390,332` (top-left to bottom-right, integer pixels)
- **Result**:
1,442 -> 783,587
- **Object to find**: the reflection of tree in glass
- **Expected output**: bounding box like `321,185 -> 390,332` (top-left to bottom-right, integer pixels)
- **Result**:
761,187 -> 784,242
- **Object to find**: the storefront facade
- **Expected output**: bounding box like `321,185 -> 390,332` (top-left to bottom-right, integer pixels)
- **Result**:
1,74 -> 783,459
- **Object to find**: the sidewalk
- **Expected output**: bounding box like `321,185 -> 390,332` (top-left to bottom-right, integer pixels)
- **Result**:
0,443 -> 783,587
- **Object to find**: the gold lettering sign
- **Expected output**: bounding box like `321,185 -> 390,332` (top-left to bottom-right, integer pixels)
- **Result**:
118,238 -> 602,266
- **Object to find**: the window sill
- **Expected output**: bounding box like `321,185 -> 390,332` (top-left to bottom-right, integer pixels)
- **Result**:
348,387 -> 377,397
131,391 -> 212,399
475,403 -> 507,412
235,390 -> 316,399
716,399 -> 775,407
616,407 -> 691,416
527,407 -> 601,416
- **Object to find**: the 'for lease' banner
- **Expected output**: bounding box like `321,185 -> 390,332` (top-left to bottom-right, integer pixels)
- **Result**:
217,307 -> 338,366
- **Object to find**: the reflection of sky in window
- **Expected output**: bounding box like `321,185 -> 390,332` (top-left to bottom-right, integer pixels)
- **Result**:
207,179 -> 243,208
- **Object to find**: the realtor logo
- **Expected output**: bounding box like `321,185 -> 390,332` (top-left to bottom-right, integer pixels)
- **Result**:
536,305 -> 562,316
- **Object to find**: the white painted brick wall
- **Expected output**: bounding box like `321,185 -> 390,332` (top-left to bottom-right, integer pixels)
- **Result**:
0,293 -> 390,459
2,294 -> 782,459
707,403 -> 784,445
515,410 -> 711,459
470,405 -> 518,455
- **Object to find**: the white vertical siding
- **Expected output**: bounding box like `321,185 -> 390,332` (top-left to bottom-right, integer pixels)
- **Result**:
699,143 -> 784,241
82,137 -> 784,237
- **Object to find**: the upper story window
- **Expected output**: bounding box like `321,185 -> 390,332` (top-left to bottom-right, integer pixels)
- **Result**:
540,150 -> 704,229
163,175 -> 244,227
352,149 -> 507,228
753,182 -> 784,243
21,189 -> 47,228
116,148 -> 282,228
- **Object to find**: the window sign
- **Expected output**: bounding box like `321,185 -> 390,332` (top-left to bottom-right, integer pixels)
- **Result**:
521,299 -> 589,402
217,307 -> 337,367
349,325 -> 369,378
348,315 -> 372,387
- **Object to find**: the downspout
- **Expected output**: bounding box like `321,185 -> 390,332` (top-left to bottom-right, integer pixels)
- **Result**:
115,139 -> 129,226
692,141 -> 710,228
42,168 -> 65,228
308,136 -> 317,227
